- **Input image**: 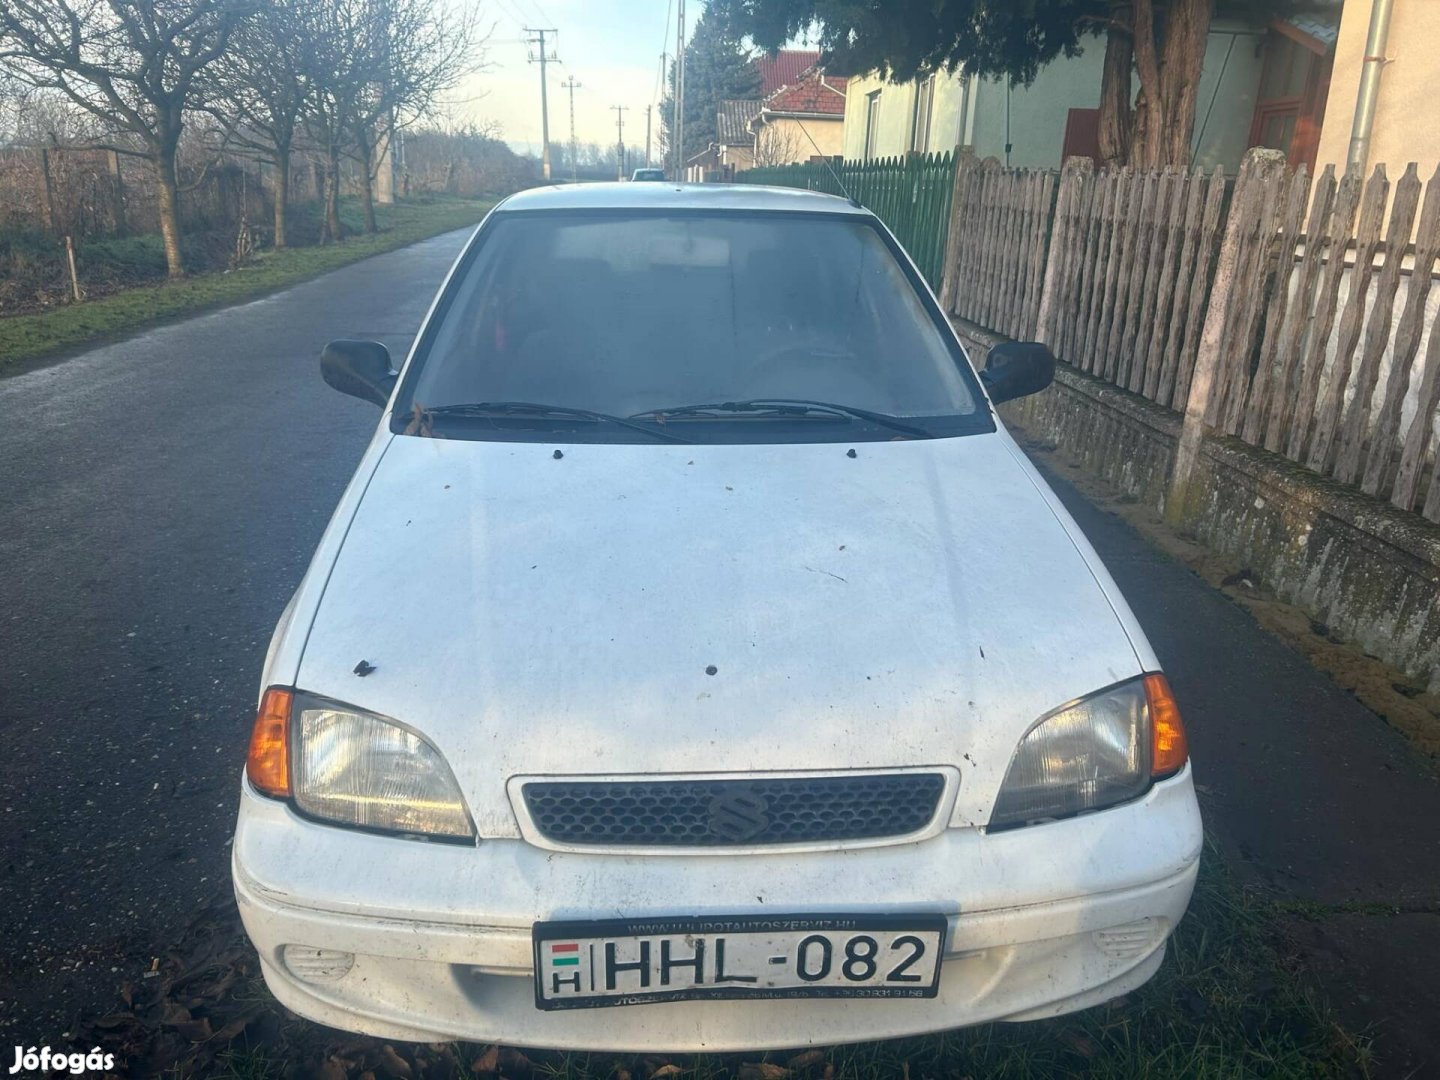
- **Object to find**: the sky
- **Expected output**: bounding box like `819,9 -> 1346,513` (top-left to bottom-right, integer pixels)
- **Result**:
451,0 -> 687,156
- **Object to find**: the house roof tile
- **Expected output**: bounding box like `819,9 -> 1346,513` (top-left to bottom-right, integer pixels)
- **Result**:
1282,11 -> 1339,49
758,50 -> 820,95
762,73 -> 848,116
718,99 -> 760,145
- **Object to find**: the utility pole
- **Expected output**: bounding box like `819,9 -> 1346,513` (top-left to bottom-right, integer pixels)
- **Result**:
611,105 -> 628,182
561,75 -> 581,182
645,104 -> 652,168
524,28 -> 558,181
675,0 -> 685,179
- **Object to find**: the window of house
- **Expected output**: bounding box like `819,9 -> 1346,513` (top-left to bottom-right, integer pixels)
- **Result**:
1248,26 -> 1332,172
864,90 -> 882,160
910,76 -> 935,154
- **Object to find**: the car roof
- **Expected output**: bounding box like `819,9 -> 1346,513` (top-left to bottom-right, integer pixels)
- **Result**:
494,181 -> 869,216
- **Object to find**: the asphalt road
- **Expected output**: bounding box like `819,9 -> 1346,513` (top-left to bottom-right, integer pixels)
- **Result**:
0,228 -> 472,1037
1,227 -> 1437,1073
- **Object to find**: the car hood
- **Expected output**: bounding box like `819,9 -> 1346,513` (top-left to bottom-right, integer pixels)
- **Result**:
294,431 -> 1143,834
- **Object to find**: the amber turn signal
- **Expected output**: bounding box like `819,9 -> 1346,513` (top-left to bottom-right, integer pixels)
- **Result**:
1144,673 -> 1188,778
247,687 -> 294,797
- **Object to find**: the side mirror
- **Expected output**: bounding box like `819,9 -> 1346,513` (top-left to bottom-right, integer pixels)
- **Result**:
320,339 -> 397,407
980,341 -> 1055,404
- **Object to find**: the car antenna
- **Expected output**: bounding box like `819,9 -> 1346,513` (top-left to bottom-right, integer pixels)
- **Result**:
793,114 -> 861,209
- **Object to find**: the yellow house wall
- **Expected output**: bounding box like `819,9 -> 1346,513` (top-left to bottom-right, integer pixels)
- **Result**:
721,144 -> 755,172
757,115 -> 845,162
1314,0 -> 1440,179
842,71 -> 969,160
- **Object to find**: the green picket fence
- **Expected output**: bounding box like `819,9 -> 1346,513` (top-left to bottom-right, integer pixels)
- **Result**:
737,152 -> 957,288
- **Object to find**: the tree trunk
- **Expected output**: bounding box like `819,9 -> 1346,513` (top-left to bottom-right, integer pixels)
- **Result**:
1129,0 -> 1213,169
1129,0 -> 1163,168
358,161 -> 377,234
273,145 -> 290,249
323,145 -> 343,244
355,129 -> 378,234
1097,4 -> 1134,167
1158,0 -> 1213,168
155,148 -> 185,277
1130,86 -> 1154,167
107,150 -> 127,236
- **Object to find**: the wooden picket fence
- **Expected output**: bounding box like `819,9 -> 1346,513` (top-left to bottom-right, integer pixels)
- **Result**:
1036,164 -> 1230,412
739,148 -> 1440,522
939,163 -> 1057,342
934,153 -> 1440,524
738,152 -> 957,288
1210,160 -> 1440,518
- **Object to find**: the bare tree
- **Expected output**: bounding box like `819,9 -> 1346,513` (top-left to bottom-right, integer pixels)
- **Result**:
0,0 -> 255,276
3,82 -> 104,144
208,0 -> 313,248
0,62 -> 23,138
299,0 -> 355,244
403,121 -> 534,196
333,0 -> 485,235
752,123 -> 804,168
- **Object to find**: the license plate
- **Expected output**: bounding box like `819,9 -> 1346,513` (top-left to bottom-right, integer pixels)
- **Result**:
532,913 -> 947,1010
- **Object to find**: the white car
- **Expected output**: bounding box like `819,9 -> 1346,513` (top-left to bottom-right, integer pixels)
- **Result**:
234,183 -> 1201,1051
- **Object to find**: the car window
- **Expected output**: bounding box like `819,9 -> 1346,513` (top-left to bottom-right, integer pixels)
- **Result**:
397,210 -> 986,442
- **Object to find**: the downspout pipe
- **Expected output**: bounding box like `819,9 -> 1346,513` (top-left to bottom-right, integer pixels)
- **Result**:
1346,0 -> 1395,173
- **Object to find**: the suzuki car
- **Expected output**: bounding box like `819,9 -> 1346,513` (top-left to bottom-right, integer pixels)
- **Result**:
234,183 -> 1201,1050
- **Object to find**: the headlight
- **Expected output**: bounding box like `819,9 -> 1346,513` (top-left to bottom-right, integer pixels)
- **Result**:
989,674 -> 1187,830
246,688 -> 475,841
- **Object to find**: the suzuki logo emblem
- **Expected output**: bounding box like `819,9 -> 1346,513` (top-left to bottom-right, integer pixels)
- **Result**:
708,789 -> 770,842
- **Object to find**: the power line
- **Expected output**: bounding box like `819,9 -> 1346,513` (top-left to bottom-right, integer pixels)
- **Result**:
561,75 -> 581,182
611,105 -> 628,182
492,0 -> 530,31
674,0 -> 686,177
654,0 -> 673,105
524,28 -> 558,180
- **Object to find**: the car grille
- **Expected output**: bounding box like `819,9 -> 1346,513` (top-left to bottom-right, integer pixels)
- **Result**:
520,773 -> 947,847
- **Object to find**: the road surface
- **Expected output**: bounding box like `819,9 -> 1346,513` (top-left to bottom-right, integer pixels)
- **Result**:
0,226 -> 1436,1074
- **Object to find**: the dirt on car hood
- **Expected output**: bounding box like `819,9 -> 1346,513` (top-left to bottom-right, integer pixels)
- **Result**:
294,430 -> 1143,833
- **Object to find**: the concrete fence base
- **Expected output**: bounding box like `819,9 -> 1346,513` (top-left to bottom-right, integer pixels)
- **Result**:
954,317 -> 1440,693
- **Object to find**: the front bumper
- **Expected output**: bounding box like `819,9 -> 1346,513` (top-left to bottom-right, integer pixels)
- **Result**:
233,767 -> 1201,1051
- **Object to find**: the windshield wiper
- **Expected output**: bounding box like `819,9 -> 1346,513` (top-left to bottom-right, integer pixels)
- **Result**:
630,399 -> 932,439
420,401 -> 692,444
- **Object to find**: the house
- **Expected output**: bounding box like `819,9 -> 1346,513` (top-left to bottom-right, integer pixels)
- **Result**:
841,7 -> 1345,174
1313,0 -> 1440,177
685,49 -> 825,181
682,145 -> 719,183
716,99 -> 760,177
749,67 -> 849,166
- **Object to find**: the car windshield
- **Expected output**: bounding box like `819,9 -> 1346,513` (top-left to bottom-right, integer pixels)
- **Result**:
397,210 -> 988,442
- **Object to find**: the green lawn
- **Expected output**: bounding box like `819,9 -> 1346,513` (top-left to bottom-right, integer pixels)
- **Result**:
0,196 -> 492,369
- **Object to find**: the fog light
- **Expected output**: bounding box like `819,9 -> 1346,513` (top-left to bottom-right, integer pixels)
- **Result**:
1093,918 -> 1163,960
282,945 -> 355,983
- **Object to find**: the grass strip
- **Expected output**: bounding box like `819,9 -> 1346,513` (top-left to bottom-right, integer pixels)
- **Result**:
0,196 -> 491,370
